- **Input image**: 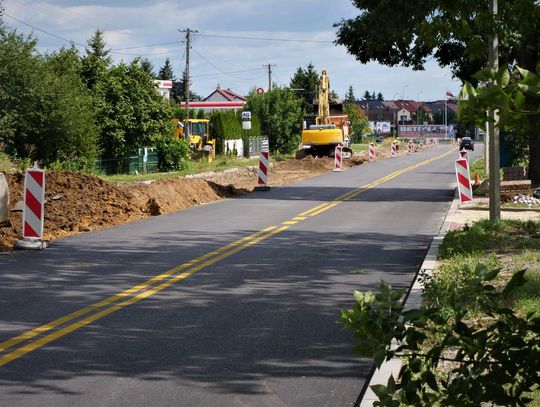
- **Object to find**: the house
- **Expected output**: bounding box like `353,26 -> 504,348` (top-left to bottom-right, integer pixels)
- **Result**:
179,87 -> 246,113
154,80 -> 173,101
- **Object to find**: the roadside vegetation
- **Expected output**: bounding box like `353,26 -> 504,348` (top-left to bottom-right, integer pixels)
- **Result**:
340,219 -> 540,405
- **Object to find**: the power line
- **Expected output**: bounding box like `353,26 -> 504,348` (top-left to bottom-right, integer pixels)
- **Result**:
191,46 -> 262,81
110,41 -> 179,51
194,33 -> 334,44
191,67 -> 265,78
2,12 -> 86,47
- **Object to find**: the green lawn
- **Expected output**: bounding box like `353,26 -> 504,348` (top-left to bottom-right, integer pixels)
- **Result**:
99,154 -> 294,183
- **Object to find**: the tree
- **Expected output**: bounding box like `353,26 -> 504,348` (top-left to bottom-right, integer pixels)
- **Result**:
335,0 -> 540,184
140,58 -> 154,77
157,57 -> 174,80
362,90 -> 372,101
289,63 -> 319,113
377,92 -> 384,101
345,85 -> 356,103
344,102 -> 369,143
172,70 -> 201,103
81,29 -> 112,90
0,25 -> 97,165
245,86 -> 304,154
93,60 -> 173,158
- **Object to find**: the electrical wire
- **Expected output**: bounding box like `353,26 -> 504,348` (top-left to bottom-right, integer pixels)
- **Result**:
2,11 -> 86,46
191,47 -> 263,81
194,32 -> 334,44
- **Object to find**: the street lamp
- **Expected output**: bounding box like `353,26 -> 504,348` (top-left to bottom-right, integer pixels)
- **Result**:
402,84 -> 409,100
416,91 -> 423,124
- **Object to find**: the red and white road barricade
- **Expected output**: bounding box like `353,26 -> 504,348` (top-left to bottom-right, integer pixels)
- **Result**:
15,165 -> 48,249
459,149 -> 469,161
255,151 -> 270,191
408,140 -> 414,154
391,141 -> 397,157
334,145 -> 343,172
369,142 -> 375,162
455,158 -> 473,203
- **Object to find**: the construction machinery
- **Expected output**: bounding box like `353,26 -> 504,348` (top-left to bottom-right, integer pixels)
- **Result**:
296,68 -> 352,159
174,118 -> 216,161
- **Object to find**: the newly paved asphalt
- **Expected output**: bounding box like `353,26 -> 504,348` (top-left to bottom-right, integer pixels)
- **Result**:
0,144 -> 480,406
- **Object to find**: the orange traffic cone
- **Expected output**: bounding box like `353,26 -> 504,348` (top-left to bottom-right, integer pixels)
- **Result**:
474,170 -> 480,186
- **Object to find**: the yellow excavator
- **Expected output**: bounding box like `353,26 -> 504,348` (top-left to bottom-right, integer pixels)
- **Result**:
174,118 -> 216,161
296,68 -> 352,159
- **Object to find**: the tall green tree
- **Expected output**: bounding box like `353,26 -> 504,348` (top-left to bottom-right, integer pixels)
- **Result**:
345,85 -> 356,103
362,90 -> 372,101
140,58 -> 154,77
335,0 -> 540,183
377,92 -> 384,101
93,60 -> 173,158
172,70 -> 201,103
157,57 -> 174,80
289,63 -> 319,113
245,86 -> 304,154
81,29 -> 112,89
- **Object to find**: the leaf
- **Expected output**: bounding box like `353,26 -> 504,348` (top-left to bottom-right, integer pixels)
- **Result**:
517,66 -> 532,80
502,269 -> 527,295
374,349 -> 387,367
514,90 -> 526,109
537,60 -> 540,76
422,370 -> 438,391
402,308 -> 425,322
517,83 -> 540,97
496,67 -> 510,87
370,384 -> 389,399
474,67 -> 496,82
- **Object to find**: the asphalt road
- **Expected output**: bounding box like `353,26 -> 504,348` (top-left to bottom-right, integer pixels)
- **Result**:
0,144 -> 480,407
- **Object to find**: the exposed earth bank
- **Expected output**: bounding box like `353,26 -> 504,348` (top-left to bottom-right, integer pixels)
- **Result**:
1,154 -> 369,251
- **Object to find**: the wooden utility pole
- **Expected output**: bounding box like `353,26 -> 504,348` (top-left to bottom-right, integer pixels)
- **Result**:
488,0 -> 500,221
179,28 -> 197,136
263,63 -> 276,91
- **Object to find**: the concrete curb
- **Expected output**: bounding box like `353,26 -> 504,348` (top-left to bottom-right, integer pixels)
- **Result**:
358,189 -> 460,406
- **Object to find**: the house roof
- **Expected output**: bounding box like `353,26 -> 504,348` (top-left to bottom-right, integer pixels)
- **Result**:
204,87 -> 246,102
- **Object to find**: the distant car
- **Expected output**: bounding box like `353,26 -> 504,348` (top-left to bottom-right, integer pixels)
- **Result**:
459,137 -> 474,151
376,135 -> 384,143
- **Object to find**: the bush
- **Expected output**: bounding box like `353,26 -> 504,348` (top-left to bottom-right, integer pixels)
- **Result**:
340,267 -> 540,406
155,136 -> 191,171
47,157 -> 96,173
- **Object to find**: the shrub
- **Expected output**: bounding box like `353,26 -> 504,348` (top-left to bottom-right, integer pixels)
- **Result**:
155,136 -> 191,171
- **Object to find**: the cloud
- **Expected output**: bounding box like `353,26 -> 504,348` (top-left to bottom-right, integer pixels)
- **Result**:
3,0 -> 461,100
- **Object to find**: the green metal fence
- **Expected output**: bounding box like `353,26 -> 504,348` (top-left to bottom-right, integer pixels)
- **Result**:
95,147 -> 159,175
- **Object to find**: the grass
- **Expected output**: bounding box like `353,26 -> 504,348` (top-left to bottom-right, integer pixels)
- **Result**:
431,219 -> 540,403
99,155 -> 269,183
350,143 -> 369,152
438,219 -> 540,259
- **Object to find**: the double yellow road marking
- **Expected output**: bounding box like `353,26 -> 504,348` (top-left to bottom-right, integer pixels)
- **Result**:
0,147 -> 455,367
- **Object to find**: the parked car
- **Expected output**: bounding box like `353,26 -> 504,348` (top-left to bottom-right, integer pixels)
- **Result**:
459,137 -> 475,151
376,135 -> 384,143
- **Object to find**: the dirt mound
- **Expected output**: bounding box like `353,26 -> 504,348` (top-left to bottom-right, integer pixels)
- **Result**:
0,154 -> 379,251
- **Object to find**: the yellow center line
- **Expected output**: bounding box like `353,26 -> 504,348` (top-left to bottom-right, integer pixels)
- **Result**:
0,226 -> 277,354
0,147 -> 456,367
0,225 -> 289,367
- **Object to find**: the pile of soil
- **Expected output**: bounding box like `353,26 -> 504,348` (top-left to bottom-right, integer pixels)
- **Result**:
1,155 -> 367,251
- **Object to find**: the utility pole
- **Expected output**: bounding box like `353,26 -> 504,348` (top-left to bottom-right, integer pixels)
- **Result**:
179,28 -> 198,137
263,63 -> 276,92
488,0 -> 500,221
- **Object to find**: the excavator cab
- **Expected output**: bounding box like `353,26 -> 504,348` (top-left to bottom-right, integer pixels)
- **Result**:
174,118 -> 216,162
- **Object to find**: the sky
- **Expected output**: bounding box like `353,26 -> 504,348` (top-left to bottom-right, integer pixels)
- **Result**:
1,0 -> 462,101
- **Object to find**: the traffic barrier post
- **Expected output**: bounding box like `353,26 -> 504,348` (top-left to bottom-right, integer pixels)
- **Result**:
369,142 -> 375,162
15,165 -> 48,249
455,158 -> 473,203
254,151 -> 270,191
333,145 -> 343,172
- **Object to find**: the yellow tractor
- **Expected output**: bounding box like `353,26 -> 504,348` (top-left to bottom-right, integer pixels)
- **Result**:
296,68 -> 352,159
174,118 -> 216,161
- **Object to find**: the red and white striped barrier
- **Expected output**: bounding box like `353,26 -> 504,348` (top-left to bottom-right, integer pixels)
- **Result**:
255,151 -> 270,191
455,158 -> 473,203
408,140 -> 414,154
459,149 -> 469,161
333,145 -> 342,172
391,141 -> 397,157
15,165 -> 48,249
369,142 -> 375,162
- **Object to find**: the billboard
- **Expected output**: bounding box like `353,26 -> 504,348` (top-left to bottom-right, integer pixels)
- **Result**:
398,125 -> 454,138
369,121 -> 392,134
